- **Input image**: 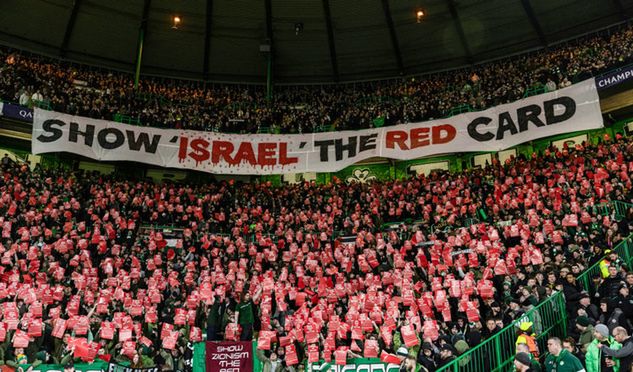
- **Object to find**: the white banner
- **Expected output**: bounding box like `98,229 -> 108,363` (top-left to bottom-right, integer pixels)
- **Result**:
32,79 -> 603,175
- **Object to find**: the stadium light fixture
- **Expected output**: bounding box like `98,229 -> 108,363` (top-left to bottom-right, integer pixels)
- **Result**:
416,10 -> 425,23
295,22 -> 304,36
172,16 -> 182,29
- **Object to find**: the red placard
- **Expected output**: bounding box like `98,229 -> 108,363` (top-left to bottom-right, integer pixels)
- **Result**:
52,318 -> 66,339
364,339 -> 379,358
13,329 -> 30,348
401,324 -> 419,347
190,326 -> 203,342
100,321 -> 115,340
206,341 -> 253,372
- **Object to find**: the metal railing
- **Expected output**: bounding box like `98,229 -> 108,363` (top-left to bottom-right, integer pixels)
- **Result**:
113,113 -> 141,125
441,200 -> 633,372
592,202 -> 612,217
576,201 -> 633,293
524,85 -> 547,98
614,200 -> 633,220
577,234 -> 633,295
445,104 -> 473,117
437,291 -> 567,372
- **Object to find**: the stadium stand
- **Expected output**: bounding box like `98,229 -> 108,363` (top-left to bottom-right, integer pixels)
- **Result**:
0,24 -> 632,134
0,134 -> 628,370
1,5 -> 633,372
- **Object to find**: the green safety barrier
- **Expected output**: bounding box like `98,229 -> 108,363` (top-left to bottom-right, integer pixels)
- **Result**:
445,104 -> 472,117
576,256 -> 604,296
437,291 -> 567,372
592,202 -> 611,217
523,85 -> 547,98
577,233 -> 633,295
113,113 -> 141,125
464,217 -> 480,228
614,200 -> 633,220
33,100 -> 52,110
257,126 -> 271,134
615,238 -> 633,281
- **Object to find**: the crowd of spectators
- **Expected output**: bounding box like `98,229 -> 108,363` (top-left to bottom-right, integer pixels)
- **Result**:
1,24 -> 633,134
0,133 -> 627,371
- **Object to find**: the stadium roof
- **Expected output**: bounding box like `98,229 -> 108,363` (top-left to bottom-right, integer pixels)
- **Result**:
1,0 -> 632,84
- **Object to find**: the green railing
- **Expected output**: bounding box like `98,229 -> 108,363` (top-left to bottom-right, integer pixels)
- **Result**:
113,113 -> 140,125
592,202 -> 612,217
523,85 -> 547,98
576,256 -> 604,296
577,234 -> 633,294
442,199 -> 633,372
437,291 -> 567,372
445,104 -> 472,117
464,217 -> 480,228
614,200 -> 633,220
33,100 -> 51,110
257,126 -> 271,134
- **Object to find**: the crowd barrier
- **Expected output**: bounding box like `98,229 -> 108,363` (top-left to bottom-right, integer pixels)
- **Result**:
436,291 -> 567,372
577,201 -> 633,294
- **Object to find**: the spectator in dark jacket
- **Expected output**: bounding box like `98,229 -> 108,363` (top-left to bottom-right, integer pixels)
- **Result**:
563,272 -> 583,314
614,285 -> 633,324
514,352 -> 538,372
578,292 -> 601,323
575,316 -> 595,353
605,307 -> 631,334
437,344 -> 457,369
482,318 -> 502,340
599,266 -> 624,301
417,343 -> 437,372
599,327 -> 633,372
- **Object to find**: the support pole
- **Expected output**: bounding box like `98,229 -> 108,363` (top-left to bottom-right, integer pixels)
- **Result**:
134,28 -> 145,90
266,52 -> 273,101
264,0 -> 273,101
134,0 -> 152,90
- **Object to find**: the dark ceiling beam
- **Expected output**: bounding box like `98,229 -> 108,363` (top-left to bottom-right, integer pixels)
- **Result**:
381,0 -> 404,75
59,0 -> 84,57
446,0 -> 473,64
322,0 -> 339,82
520,0 -> 547,47
203,0 -> 213,80
611,0 -> 629,21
